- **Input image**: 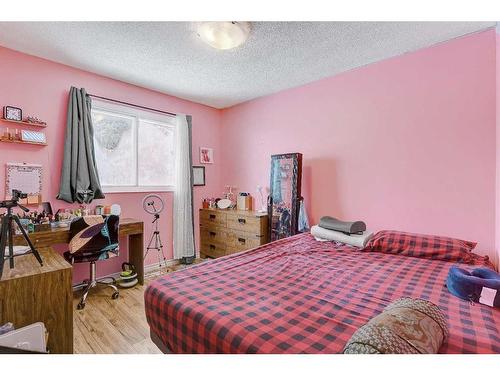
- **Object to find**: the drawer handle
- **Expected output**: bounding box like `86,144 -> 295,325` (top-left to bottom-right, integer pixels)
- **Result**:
209,244 -> 216,250
209,231 -> 216,237
238,238 -> 246,244
238,218 -> 246,224
209,214 -> 216,220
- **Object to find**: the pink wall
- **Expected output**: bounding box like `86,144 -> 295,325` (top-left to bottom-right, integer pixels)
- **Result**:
1,28 -> 499,280
221,30 -> 498,263
496,28 -> 500,268
0,46 -> 222,283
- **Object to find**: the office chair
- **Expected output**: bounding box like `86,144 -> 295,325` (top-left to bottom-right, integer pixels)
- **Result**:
64,215 -> 120,310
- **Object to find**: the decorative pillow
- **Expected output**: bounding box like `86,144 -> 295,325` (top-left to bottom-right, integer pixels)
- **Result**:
446,266 -> 500,307
364,230 -> 476,263
343,297 -> 448,354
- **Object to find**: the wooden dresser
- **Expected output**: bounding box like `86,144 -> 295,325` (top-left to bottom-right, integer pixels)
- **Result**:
199,208 -> 269,258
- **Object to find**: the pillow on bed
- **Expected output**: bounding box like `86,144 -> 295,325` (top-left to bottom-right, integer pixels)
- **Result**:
364,230 -> 476,263
343,297 -> 448,354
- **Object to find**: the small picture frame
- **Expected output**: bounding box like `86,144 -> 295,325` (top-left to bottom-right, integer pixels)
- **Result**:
193,166 -> 206,186
3,106 -> 22,121
199,147 -> 214,164
21,130 -> 46,144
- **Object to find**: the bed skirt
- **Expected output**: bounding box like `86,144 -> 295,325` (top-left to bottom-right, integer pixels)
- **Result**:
150,329 -> 171,354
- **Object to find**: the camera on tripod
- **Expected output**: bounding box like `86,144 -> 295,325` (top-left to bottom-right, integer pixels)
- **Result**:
0,189 -> 28,209
0,189 -> 43,279
12,189 -> 28,201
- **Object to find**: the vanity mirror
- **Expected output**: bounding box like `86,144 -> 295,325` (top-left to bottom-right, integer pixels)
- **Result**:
268,153 -> 302,241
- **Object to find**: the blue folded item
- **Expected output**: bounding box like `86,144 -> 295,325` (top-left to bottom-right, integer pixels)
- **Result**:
446,266 -> 500,307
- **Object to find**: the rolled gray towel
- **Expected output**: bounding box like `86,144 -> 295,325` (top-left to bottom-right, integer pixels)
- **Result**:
319,216 -> 366,234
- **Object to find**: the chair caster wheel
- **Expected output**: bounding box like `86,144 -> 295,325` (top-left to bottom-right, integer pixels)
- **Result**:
77,302 -> 86,310
112,291 -> 119,300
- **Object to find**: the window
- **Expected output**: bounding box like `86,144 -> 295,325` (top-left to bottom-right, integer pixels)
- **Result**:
91,99 -> 176,192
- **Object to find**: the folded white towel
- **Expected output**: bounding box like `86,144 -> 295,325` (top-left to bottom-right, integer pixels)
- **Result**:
310,225 -> 373,248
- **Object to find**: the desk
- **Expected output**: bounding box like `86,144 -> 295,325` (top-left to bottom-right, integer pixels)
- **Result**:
1,218 -> 144,354
0,247 -> 72,353
12,218 -> 145,285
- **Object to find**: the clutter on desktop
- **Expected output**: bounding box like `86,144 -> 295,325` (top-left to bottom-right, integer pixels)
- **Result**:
3,201 -> 122,234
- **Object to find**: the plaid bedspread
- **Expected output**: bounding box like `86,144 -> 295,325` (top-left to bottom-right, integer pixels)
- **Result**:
144,233 -> 500,353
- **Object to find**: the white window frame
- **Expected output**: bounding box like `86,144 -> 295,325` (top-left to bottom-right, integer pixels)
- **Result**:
91,100 -> 177,193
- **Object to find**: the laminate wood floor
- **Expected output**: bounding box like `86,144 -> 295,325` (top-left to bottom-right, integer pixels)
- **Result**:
73,279 -> 162,354
73,261 -> 205,354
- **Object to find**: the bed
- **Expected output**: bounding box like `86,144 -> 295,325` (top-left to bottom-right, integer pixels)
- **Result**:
144,233 -> 500,353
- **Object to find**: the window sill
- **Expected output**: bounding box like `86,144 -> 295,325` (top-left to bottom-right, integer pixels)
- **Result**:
102,186 -> 175,193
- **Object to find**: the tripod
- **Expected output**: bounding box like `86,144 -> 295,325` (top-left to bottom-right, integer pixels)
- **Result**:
144,212 -> 167,270
0,190 -> 43,279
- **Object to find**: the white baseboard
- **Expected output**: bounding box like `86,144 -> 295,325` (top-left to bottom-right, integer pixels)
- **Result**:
144,259 -> 180,274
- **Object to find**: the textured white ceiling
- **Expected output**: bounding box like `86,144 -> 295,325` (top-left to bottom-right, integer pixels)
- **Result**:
0,22 -> 495,108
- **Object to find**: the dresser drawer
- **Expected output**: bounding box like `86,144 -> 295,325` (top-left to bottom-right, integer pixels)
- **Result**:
226,213 -> 263,233
226,246 -> 244,256
200,210 -> 227,226
200,226 -> 228,245
227,230 -> 262,251
200,242 -> 226,259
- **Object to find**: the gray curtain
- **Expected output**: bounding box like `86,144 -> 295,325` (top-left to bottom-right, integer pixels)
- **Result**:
57,87 -> 105,204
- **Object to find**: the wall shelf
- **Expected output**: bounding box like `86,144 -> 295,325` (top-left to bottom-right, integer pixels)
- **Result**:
0,138 -> 47,146
0,117 -> 47,128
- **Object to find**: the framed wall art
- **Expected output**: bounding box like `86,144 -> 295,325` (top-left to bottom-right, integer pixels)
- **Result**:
3,106 -> 22,121
5,162 -> 43,205
199,147 -> 214,164
21,130 -> 46,144
192,166 -> 206,186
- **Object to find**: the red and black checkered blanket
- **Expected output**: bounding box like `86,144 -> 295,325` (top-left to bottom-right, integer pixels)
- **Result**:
144,233 -> 500,353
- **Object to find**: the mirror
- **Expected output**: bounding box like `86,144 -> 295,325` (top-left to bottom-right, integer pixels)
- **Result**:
268,153 -> 302,241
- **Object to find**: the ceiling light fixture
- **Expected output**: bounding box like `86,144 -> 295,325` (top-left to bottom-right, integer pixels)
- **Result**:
197,22 -> 251,50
